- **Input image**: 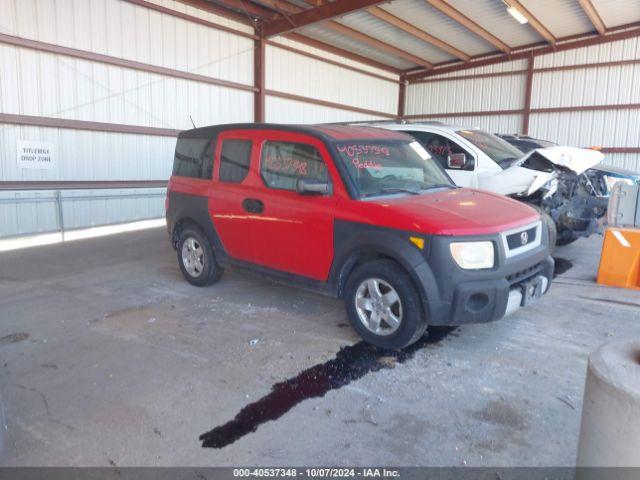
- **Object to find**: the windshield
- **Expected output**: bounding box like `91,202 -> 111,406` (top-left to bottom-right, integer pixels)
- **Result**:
511,138 -> 556,154
334,140 -> 454,198
457,129 -> 524,168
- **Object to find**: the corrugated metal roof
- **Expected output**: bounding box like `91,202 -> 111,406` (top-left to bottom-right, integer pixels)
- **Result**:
337,10 -> 456,64
592,0 -> 640,28
444,0 -> 543,47
299,23 -> 416,70
274,0 -> 310,9
519,0 -> 595,37
383,0 -> 498,56
198,0 -> 640,74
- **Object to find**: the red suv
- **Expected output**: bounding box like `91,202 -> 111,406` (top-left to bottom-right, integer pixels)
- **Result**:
166,124 -> 554,349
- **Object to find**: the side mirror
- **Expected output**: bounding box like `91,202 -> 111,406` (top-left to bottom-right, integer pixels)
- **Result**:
447,153 -> 468,169
296,178 -> 331,195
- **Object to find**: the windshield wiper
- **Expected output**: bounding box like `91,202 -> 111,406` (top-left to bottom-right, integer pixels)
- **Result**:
422,183 -> 456,190
363,187 -> 421,198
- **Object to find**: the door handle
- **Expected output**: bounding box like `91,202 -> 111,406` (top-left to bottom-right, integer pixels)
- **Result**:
242,198 -> 264,214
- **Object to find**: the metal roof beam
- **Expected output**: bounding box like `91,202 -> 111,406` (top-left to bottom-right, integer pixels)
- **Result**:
256,0 -> 300,14
506,0 -> 556,44
258,0 -> 433,69
324,21 -> 434,69
212,0 -> 279,20
262,0 -> 389,37
173,0 -> 256,24
367,6 -> 471,61
406,26 -> 640,81
283,32 -> 404,73
424,0 -> 511,53
577,0 -> 607,35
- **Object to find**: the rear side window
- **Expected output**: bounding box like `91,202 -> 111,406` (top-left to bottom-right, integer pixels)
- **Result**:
261,141 -> 328,191
172,138 -> 214,179
219,140 -> 252,183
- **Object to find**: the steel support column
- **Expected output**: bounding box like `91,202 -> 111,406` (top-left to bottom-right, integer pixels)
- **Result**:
254,30 -> 266,123
522,55 -> 534,135
398,75 -> 407,119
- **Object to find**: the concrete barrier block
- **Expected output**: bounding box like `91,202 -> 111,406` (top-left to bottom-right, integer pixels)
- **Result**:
576,339 -> 640,467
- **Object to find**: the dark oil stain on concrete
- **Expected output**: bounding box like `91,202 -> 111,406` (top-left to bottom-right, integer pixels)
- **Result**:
472,399 -> 528,431
553,257 -> 573,277
0,333 -> 29,347
200,327 -> 455,449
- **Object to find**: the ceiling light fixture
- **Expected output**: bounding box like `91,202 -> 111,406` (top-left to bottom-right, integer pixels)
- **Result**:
503,2 -> 529,24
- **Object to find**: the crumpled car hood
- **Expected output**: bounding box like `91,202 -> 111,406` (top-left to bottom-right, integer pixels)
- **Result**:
480,146 -> 606,197
525,146 -> 604,174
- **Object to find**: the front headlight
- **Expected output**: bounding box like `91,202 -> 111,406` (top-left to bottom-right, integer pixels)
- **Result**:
603,175 -> 634,193
450,241 -> 494,269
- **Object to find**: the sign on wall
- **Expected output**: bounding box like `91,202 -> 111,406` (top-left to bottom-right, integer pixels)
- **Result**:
17,140 -> 56,170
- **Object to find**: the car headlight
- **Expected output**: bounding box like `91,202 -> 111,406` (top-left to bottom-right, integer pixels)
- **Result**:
603,175 -> 634,193
450,241 -> 494,269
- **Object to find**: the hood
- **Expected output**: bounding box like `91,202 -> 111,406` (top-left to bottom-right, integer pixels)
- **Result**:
346,188 -> 540,236
482,146 -> 606,197
589,163 -> 640,179
526,146 -> 604,174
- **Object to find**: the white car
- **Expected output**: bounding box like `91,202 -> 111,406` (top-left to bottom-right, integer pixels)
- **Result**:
378,123 -> 606,246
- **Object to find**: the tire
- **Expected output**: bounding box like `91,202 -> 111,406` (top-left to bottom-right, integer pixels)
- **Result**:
177,225 -> 223,287
344,259 -> 427,350
530,205 -> 557,252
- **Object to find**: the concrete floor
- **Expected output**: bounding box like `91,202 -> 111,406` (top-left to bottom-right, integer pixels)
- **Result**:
0,228 -> 639,466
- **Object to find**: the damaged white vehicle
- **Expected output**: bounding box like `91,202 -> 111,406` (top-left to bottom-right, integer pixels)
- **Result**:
379,123 -> 607,246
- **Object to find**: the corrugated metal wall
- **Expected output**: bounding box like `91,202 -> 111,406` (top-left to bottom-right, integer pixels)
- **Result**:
529,36 -> 640,162
0,0 -> 398,239
265,37 -> 399,123
409,114 -> 524,134
405,60 -> 528,116
406,36 -> 640,172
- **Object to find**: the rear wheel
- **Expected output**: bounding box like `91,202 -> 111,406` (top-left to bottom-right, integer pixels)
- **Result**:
177,225 -> 223,286
344,259 -> 427,349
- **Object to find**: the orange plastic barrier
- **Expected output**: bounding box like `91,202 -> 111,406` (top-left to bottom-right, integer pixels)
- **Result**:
597,227 -> 640,290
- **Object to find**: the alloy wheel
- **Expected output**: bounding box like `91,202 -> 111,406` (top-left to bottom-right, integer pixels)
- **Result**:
181,237 -> 205,278
354,278 -> 402,336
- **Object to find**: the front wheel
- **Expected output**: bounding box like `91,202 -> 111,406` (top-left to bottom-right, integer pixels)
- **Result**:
344,259 -> 427,349
177,226 -> 223,286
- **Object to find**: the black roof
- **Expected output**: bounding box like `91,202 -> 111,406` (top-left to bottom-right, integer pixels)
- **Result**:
178,123 -> 411,142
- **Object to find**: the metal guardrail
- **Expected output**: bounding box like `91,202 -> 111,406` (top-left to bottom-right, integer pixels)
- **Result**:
0,180 -> 168,240
0,180 -> 167,191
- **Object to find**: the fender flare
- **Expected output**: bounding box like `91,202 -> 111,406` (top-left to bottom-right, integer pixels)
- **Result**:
167,192 -> 227,258
330,224 -> 442,321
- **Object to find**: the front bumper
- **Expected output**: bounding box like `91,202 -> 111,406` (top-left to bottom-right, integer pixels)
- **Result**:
411,226 -> 554,326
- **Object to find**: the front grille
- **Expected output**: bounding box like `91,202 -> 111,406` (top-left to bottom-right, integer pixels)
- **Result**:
500,221 -> 542,259
506,226 -> 537,250
507,262 -> 543,286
